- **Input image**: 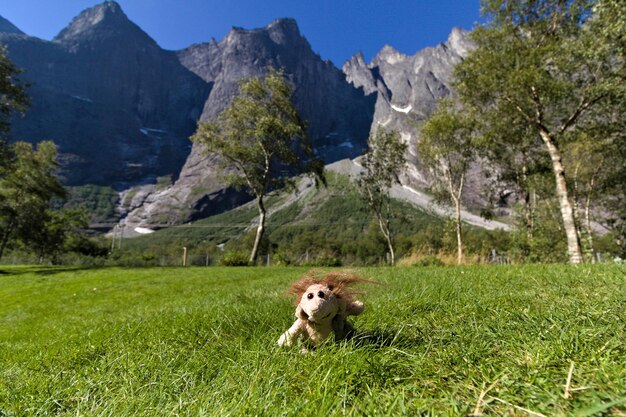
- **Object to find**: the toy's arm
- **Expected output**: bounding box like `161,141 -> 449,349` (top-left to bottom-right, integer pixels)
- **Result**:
332,315 -> 348,341
277,319 -> 305,346
346,300 -> 364,316
333,301 -> 364,341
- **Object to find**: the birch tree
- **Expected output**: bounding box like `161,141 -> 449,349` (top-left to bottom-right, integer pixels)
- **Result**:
357,128 -> 406,266
454,0 -> 625,263
191,69 -> 324,264
419,99 -> 478,265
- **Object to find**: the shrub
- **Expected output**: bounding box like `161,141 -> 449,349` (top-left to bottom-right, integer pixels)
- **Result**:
271,252 -> 292,266
219,251 -> 250,266
413,255 -> 445,267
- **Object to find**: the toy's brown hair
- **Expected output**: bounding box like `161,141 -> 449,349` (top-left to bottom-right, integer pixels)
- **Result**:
287,270 -> 373,305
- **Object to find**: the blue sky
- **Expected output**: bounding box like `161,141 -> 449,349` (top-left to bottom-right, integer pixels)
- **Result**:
1,0 -> 482,66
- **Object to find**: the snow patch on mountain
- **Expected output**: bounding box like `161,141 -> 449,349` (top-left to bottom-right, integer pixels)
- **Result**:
391,104 -> 412,113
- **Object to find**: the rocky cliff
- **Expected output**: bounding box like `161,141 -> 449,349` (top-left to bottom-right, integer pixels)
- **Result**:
341,28 -> 489,208
1,2 -> 209,186
343,27 -> 473,186
119,18 -> 376,229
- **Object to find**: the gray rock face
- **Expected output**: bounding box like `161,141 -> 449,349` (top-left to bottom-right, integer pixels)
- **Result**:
122,18 -> 375,229
179,18 -> 375,156
1,2 -> 209,186
343,28 -> 482,203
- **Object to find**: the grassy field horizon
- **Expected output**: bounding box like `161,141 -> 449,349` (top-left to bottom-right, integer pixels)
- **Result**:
1,265 -> 624,416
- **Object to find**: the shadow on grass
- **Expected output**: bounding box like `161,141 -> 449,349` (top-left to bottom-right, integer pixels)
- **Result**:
0,266 -> 106,276
345,327 -> 424,349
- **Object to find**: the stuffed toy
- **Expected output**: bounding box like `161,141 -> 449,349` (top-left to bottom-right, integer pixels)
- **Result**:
277,271 -> 370,348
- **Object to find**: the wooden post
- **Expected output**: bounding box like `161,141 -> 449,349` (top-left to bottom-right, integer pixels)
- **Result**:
182,246 -> 188,267
118,225 -> 124,250
110,227 -> 116,253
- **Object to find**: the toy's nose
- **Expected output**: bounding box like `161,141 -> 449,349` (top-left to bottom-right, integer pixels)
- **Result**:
317,291 -> 325,299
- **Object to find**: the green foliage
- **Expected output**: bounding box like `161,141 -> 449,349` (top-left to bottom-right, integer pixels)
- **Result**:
357,128 -> 407,265
123,202 -> 261,256
419,99 -> 480,264
0,141 -> 66,258
0,265 -> 624,415
191,68 -> 323,197
300,256 -> 343,267
20,207 -> 89,262
0,142 -> 98,264
218,251 -> 250,266
419,99 -> 479,205
191,68 -> 325,262
358,128 -> 407,197
595,232 -> 624,261
63,232 -> 109,258
0,45 -> 28,144
581,0 -> 626,256
63,185 -> 119,223
117,172 -> 527,266
456,0 -> 626,263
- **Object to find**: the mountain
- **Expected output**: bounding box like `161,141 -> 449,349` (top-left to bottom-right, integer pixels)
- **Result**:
118,23 -> 475,232
343,27 -> 472,184
1,2 -> 209,186
0,15 -> 24,35
1,2 -> 478,232
118,17 -> 376,229
341,28 -> 490,208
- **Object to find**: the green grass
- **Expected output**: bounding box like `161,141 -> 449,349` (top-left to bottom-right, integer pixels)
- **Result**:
1,264 -> 624,416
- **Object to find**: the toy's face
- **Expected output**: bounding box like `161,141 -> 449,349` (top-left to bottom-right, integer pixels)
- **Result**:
298,284 -> 340,323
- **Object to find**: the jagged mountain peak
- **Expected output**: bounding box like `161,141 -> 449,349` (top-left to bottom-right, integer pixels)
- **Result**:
342,51 -> 378,95
267,18 -> 303,46
348,51 -> 367,66
0,15 -> 25,35
446,27 -> 473,58
229,18 -> 300,35
178,18 -> 313,86
53,1 -> 148,44
266,17 -> 300,33
373,45 -> 409,66
224,17 -> 306,48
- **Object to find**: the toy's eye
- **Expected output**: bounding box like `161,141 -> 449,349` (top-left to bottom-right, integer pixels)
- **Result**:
307,293 -> 313,299
317,291 -> 325,298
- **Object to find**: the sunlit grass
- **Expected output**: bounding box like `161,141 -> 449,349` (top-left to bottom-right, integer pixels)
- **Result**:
0,264 -> 624,415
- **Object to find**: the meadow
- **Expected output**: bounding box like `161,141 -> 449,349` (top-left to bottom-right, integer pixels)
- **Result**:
0,265 -> 624,416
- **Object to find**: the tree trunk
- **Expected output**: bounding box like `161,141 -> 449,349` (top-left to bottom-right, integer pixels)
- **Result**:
377,216 -> 395,266
583,192 -> 595,263
521,163 -> 534,240
250,196 -> 266,264
0,231 -> 10,260
538,130 -> 583,263
0,215 -> 16,260
454,197 -> 463,265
